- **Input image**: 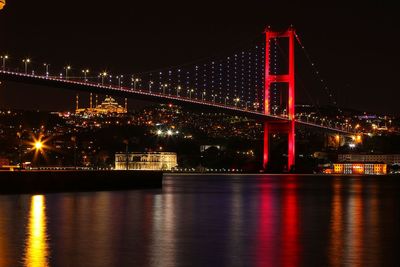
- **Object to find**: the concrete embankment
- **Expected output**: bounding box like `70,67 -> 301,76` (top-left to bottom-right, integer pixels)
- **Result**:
0,170 -> 163,194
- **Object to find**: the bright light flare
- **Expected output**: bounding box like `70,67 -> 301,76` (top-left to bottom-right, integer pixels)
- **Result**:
35,141 -> 43,150
29,134 -> 51,159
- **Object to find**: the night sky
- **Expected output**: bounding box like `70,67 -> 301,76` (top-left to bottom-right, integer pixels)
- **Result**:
0,1 -> 398,115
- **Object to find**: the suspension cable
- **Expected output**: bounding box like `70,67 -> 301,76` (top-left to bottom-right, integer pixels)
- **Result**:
294,31 -> 341,112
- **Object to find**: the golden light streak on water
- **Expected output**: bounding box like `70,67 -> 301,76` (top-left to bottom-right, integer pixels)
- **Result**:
24,195 -> 49,267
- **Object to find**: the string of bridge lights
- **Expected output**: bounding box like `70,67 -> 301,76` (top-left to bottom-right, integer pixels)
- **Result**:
137,41 -> 266,110
1,31 -> 340,120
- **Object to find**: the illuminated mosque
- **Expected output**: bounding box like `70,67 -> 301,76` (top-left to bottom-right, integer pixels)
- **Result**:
75,93 -> 127,115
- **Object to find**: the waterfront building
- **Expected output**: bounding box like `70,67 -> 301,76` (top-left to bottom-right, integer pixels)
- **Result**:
333,163 -> 387,175
115,152 -> 177,170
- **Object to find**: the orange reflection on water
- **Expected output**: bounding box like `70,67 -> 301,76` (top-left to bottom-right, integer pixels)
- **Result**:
345,179 -> 363,267
24,195 -> 49,267
329,179 -> 344,267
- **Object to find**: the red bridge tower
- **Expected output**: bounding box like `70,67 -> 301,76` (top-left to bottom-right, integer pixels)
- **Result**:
263,27 -> 296,171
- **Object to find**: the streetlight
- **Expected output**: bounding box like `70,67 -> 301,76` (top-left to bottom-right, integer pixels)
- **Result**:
1,55 -> 8,71
202,91 -> 206,101
108,75 -> 113,87
117,75 -> 124,88
253,102 -> 260,111
149,81 -> 154,92
188,89 -> 194,99
22,58 -> 30,74
100,72 -> 107,85
82,69 -> 89,82
234,97 -> 240,107
176,85 -> 181,97
132,77 -> 140,90
225,96 -> 229,105
43,63 -> 50,77
65,65 -> 71,79
161,83 -> 168,94
211,94 -> 216,103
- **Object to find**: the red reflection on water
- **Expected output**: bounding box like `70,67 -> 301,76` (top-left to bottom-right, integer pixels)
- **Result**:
281,177 -> 299,267
256,182 -> 278,267
256,177 -> 300,267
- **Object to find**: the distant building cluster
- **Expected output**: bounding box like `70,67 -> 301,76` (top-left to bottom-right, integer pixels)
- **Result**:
296,105 -> 398,136
132,104 -> 262,140
338,154 -> 400,165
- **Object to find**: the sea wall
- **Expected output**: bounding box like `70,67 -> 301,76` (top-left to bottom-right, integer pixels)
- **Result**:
0,170 -> 163,194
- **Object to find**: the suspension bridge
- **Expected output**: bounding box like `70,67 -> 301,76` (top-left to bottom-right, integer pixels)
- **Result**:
0,27 -> 356,171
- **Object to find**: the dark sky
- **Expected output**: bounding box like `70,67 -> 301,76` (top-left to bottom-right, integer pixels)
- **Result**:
0,1 -> 398,115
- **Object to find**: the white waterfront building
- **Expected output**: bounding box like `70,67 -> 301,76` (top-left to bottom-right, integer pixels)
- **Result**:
115,152 -> 177,171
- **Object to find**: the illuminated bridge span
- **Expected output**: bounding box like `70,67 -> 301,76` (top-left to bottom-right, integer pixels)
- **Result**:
0,27 -> 356,170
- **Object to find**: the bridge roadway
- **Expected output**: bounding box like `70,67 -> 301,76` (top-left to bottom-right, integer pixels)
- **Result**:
0,70 -> 351,134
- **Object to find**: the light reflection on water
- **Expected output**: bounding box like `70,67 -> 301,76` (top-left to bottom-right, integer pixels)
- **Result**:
0,175 -> 398,266
329,178 -> 344,267
24,195 -> 49,267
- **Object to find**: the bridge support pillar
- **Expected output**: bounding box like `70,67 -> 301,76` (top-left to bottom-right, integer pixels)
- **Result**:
288,120 -> 295,170
263,26 -> 296,171
263,121 -> 295,171
263,122 -> 270,168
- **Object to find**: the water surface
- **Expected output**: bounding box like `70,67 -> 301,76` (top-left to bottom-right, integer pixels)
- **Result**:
0,174 -> 399,266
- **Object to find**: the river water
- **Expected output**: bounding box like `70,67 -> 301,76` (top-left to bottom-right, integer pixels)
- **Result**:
0,174 -> 399,267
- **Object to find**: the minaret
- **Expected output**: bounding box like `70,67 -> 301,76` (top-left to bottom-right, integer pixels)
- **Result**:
125,98 -> 128,113
75,93 -> 79,112
90,93 -> 93,109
